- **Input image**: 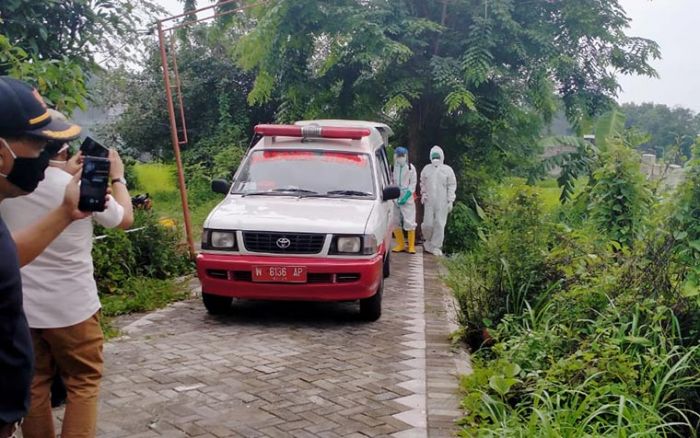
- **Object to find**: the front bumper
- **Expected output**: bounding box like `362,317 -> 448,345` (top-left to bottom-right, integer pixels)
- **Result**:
196,253 -> 383,301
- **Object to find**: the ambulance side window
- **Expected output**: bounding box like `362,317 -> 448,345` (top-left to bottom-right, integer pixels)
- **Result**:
376,147 -> 391,185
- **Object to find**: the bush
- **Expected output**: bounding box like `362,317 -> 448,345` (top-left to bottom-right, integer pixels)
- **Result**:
449,147 -> 700,436
588,145 -> 653,247
444,201 -> 481,255
92,227 -> 136,294
128,210 -> 192,279
92,210 -> 193,296
446,186 -> 556,345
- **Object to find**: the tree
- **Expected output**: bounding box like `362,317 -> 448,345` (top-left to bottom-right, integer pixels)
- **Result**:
235,0 -> 660,175
103,25 -> 272,159
0,0 -> 162,112
622,102 -> 700,162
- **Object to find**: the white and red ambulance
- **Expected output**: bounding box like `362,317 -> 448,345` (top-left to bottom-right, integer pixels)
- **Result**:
196,120 -> 399,320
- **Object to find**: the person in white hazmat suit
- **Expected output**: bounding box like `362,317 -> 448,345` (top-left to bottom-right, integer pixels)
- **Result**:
391,147 -> 417,254
420,145 -> 457,256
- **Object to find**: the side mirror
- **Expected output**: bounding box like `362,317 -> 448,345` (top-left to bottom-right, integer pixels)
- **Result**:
382,186 -> 400,201
211,179 -> 231,195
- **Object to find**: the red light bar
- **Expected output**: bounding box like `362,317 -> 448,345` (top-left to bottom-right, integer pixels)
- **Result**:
254,124 -> 371,140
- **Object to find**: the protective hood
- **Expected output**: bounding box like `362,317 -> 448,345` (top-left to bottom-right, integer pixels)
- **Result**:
430,145 -> 445,164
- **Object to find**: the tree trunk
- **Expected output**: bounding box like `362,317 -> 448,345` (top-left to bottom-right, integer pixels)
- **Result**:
407,96 -> 444,241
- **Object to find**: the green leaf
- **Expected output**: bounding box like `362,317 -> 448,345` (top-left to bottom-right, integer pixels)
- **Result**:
674,231 -> 688,241
502,363 -> 521,378
681,280 -> 700,298
488,376 -> 518,396
473,196 -> 486,220
622,336 -> 652,347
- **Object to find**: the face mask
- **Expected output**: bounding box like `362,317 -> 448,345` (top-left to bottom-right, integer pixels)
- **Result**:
432,158 -> 441,167
0,138 -> 50,193
396,156 -> 407,166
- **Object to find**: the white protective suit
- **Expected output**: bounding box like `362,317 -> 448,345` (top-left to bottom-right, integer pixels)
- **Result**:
420,146 -> 457,255
392,160 -> 418,231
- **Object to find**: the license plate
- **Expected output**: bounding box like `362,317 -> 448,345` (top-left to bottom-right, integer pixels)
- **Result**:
252,265 -> 308,283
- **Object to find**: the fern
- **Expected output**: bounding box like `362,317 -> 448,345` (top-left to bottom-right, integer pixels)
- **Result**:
539,136 -> 599,203
462,17 -> 494,87
445,89 -> 476,113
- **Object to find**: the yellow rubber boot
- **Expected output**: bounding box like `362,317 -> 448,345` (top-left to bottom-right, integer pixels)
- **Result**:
407,230 -> 416,254
392,229 -> 405,252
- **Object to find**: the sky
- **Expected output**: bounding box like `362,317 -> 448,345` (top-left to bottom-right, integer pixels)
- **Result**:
154,0 -> 700,112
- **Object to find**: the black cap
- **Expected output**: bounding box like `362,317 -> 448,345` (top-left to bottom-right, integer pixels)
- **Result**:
0,76 -> 81,141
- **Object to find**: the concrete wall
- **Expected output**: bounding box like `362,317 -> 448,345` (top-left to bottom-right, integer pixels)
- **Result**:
640,153 -> 686,190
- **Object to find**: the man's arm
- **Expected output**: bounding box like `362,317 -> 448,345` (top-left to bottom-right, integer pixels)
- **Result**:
13,172 -> 89,266
108,149 -> 133,230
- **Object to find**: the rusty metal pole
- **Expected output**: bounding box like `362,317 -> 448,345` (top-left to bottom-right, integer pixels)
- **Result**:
157,22 -> 196,259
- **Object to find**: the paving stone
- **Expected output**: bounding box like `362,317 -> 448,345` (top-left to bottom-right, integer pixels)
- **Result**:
22,250 -> 467,438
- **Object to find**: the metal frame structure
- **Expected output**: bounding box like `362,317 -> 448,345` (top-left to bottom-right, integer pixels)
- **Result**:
155,0 -> 266,258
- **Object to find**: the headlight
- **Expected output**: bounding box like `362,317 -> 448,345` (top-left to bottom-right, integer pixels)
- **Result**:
337,237 -> 362,253
202,229 -> 237,250
332,235 -> 378,255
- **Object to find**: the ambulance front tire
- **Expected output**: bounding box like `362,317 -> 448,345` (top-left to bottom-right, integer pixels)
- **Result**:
203,292 -> 232,315
360,280 -> 383,322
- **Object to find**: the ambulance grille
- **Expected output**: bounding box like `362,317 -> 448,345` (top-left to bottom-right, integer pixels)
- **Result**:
243,232 -> 326,254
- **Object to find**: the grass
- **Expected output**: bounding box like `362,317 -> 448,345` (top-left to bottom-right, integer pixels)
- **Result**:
100,277 -> 191,340
134,163 -> 177,194
498,177 -> 562,214
133,163 -> 224,242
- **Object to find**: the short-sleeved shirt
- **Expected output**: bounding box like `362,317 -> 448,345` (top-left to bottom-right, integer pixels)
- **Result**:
0,217 -> 33,423
0,167 -> 124,328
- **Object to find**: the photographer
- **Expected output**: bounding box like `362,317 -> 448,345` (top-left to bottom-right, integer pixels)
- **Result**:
0,77 -> 87,438
0,112 -> 134,438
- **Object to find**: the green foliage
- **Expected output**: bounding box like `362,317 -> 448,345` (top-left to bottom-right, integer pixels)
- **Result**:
623,102 -> 700,161
589,145 -> 653,247
0,34 -> 87,113
92,210 -> 192,296
0,0 -> 161,68
100,277 -> 190,317
103,18 -> 273,159
235,0 -> 659,175
443,201 -> 481,255
130,211 -> 192,279
0,0 -> 161,113
668,143 -> 700,308
445,185 -> 556,337
450,145 -> 700,436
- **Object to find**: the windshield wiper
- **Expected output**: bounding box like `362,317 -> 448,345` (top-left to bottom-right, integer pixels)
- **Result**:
239,191 -> 278,197
270,188 -> 318,195
326,190 -> 373,197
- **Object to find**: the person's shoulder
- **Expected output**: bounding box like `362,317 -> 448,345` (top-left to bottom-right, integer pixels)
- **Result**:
46,167 -> 72,183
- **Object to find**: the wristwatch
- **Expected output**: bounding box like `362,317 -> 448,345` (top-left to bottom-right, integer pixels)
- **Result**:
111,177 -> 127,187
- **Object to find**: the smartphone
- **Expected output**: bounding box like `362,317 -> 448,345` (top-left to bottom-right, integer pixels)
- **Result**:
79,157 -> 111,212
80,137 -> 109,158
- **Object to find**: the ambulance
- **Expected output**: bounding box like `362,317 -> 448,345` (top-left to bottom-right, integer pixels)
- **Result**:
195,120 -> 400,321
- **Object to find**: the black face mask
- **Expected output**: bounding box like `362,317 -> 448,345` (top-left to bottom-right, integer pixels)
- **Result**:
0,139 -> 50,193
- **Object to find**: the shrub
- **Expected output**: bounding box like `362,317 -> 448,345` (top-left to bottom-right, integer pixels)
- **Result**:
92,210 -> 193,296
128,210 -> 192,279
449,151 -> 700,436
92,227 -> 136,294
444,201 -> 481,255
588,145 -> 653,247
446,186 -> 556,345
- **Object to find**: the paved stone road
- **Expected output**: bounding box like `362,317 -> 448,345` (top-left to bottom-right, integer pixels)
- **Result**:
46,251 -> 468,437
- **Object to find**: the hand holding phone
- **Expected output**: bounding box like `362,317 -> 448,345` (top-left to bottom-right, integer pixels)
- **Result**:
79,156 -> 111,212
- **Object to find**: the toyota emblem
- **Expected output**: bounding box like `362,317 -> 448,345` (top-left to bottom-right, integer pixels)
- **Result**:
276,237 -> 291,249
